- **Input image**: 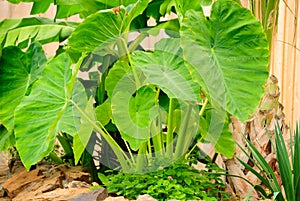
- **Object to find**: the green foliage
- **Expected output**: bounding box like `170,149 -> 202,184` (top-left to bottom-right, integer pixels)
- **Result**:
0,17 -> 76,51
14,53 -> 87,169
0,43 -> 46,132
238,122 -> 300,201
68,0 -> 150,54
0,0 -> 270,176
180,0 -> 269,122
73,98 -> 95,165
101,158 -> 230,201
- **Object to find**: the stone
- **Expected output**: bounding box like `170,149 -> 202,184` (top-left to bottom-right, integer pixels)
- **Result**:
137,194 -> 157,201
70,188 -> 108,201
104,196 -> 129,201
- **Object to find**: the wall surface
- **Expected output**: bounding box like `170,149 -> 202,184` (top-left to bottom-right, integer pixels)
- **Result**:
270,0 -> 300,129
0,0 -> 299,128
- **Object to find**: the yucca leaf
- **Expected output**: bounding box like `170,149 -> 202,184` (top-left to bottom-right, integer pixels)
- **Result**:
275,122 -> 295,201
293,122 -> 300,201
244,137 -> 278,181
236,142 -> 264,172
253,185 -> 270,199
236,157 -> 271,189
237,136 -> 283,200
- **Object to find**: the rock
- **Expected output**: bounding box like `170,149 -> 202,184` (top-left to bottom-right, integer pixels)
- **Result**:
97,188 -> 109,201
137,194 -> 157,201
24,187 -> 91,201
71,188 -> 108,201
104,196 -> 129,201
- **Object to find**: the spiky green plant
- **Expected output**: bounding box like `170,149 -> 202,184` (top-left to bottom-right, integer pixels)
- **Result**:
238,121 -> 300,201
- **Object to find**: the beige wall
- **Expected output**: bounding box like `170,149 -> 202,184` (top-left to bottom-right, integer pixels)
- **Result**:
270,0 -> 300,129
1,0 -> 299,128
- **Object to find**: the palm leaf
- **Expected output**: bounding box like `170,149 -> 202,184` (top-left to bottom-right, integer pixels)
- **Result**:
0,17 -> 76,51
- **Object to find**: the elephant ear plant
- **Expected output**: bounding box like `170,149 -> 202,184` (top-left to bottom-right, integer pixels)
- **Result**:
0,0 -> 269,174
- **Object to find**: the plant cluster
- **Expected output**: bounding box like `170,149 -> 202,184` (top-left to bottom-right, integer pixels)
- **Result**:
0,0 -> 272,199
0,0 -> 269,173
100,157 -> 230,201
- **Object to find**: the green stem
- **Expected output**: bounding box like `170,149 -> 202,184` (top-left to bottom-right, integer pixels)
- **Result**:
128,32 -> 148,52
70,100 -> 131,171
120,37 -> 141,88
124,140 -> 136,165
185,137 -> 203,159
174,104 -> 192,159
184,98 -> 208,159
147,139 -> 153,166
166,98 -> 175,158
96,55 -> 110,105
136,142 -> 147,172
57,132 -> 73,157
67,53 -> 87,98
152,88 -> 164,157
199,98 -> 208,117
48,152 -> 63,164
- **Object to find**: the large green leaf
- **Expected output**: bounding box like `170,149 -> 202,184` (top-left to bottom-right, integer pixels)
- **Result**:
180,0 -> 269,121
68,8 -> 123,53
31,0 -> 53,14
7,0 -> 36,3
112,86 -> 159,150
56,4 -> 82,19
0,17 -> 75,51
131,38 -> 199,102
105,60 -> 146,98
0,43 -> 46,131
0,125 -> 15,151
56,0 -> 139,19
106,61 -> 150,150
95,100 -> 112,126
68,0 -> 149,54
59,81 -> 87,134
95,0 -> 138,8
14,53 -> 83,169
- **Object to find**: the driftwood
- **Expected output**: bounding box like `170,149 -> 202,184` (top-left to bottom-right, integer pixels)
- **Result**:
223,75 -> 289,200
0,162 -> 99,201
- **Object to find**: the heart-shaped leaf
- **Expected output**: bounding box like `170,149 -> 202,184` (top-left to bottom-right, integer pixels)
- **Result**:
14,53 -> 86,169
68,0 -> 149,54
0,43 -> 46,131
132,38 -> 200,102
111,86 -> 158,150
180,0 -> 269,121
